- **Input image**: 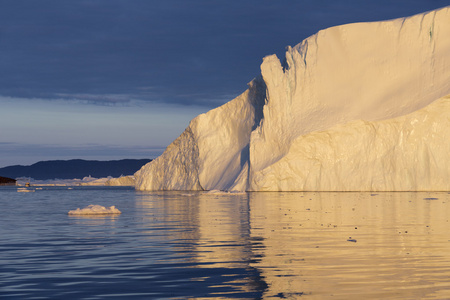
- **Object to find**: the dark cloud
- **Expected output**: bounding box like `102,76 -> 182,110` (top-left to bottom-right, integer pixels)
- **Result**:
1,0 -> 449,107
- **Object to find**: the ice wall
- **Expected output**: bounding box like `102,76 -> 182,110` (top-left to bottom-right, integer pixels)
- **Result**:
251,96 -> 450,191
135,78 -> 265,191
136,6 -> 450,191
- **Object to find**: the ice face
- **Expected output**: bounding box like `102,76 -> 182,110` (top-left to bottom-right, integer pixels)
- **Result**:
249,96 -> 450,191
135,6 -> 450,192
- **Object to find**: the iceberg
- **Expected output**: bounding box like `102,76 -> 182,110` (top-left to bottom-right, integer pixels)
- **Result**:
136,7 -> 450,192
13,175 -> 136,187
79,175 -> 135,186
68,205 -> 121,215
105,175 -> 135,186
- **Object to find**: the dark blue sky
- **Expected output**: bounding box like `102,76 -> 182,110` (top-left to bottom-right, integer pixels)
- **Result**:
1,0 -> 449,167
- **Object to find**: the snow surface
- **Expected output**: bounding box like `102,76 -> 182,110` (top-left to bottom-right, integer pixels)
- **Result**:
135,7 -> 450,192
68,205 -> 121,215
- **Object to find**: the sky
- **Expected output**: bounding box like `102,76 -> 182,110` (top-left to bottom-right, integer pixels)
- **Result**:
1,0 -> 449,167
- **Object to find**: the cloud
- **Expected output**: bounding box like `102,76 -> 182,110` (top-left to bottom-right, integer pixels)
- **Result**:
53,93 -> 146,106
1,0 -> 446,109
0,95 -> 204,165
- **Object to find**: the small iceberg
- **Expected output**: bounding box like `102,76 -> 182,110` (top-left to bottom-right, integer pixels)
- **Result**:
68,204 -> 121,215
17,188 -> 34,193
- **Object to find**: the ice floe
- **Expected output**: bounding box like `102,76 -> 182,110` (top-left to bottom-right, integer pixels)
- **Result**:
68,205 -> 122,215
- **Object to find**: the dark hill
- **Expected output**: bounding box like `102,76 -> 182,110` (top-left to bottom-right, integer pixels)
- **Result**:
0,176 -> 16,186
0,159 -> 151,180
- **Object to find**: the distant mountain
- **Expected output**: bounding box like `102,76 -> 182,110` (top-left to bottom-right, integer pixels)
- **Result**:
0,159 -> 151,180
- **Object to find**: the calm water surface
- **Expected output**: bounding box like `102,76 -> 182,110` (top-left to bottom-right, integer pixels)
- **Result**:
0,186 -> 449,299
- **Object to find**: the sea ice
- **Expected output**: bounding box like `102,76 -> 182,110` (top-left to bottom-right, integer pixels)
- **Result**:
15,175 -> 135,187
68,205 -> 122,215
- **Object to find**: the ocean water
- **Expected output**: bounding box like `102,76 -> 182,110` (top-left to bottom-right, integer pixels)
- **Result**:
1,186 -> 449,299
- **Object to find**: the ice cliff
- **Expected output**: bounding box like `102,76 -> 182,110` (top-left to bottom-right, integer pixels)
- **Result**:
136,7 -> 450,192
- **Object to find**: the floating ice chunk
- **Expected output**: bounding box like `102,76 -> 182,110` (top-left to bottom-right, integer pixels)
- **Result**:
68,204 -> 121,215
17,188 -> 34,193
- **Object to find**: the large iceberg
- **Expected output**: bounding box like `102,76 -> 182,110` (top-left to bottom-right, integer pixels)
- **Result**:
136,7 -> 450,192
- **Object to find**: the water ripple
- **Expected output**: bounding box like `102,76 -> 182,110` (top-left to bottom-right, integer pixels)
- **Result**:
1,188 -> 449,299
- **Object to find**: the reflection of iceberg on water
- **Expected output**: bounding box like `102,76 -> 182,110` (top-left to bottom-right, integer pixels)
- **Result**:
136,191 -> 450,298
248,192 -> 450,298
136,192 -> 264,296
135,6 -> 450,192
68,204 -> 121,215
